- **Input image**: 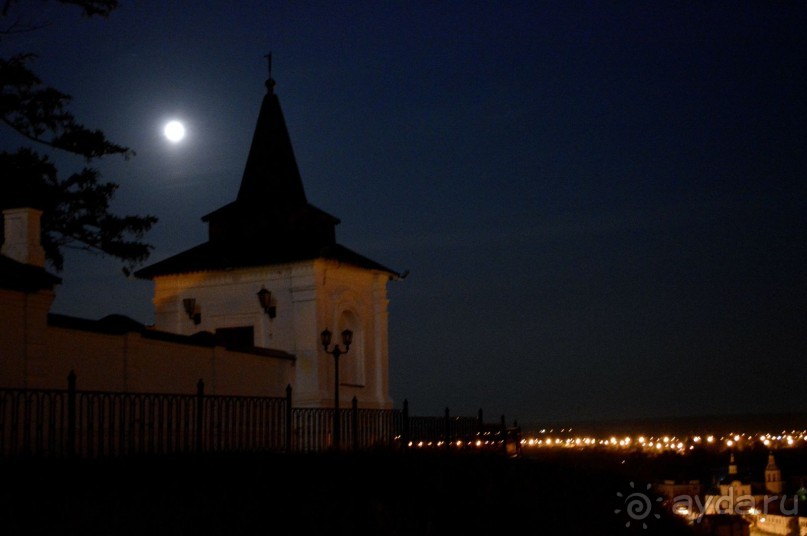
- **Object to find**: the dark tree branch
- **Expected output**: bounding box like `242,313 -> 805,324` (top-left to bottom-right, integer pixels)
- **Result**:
0,0 -> 154,273
0,54 -> 132,160
2,0 -> 117,19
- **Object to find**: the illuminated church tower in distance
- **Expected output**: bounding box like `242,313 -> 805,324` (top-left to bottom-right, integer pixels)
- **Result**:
135,70 -> 399,409
765,452 -> 784,495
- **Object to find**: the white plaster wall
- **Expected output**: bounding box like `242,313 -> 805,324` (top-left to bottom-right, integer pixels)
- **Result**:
148,259 -> 393,409
315,260 -> 393,410
42,327 -> 294,396
152,263 -> 302,353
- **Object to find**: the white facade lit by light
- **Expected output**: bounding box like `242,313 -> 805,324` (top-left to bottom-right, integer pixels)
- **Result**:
150,259 -> 393,408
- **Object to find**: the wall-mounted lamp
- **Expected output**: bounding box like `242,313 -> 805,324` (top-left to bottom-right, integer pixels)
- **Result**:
257,287 -> 276,318
182,298 -> 201,325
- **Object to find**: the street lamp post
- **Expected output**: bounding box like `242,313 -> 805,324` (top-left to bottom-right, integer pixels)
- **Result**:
320,328 -> 352,450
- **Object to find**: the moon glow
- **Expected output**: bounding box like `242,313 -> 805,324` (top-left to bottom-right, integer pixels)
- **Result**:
163,120 -> 186,142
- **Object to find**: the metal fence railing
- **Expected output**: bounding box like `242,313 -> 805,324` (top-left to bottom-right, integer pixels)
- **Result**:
0,372 -> 520,458
0,388 -> 70,457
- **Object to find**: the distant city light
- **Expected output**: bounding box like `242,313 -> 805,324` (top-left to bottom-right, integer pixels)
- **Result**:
513,426 -> 807,455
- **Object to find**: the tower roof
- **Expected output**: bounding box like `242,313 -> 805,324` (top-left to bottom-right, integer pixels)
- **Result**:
135,71 -> 397,280
234,76 -> 307,209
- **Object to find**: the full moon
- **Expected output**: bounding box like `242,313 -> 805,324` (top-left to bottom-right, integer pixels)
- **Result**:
163,120 -> 186,142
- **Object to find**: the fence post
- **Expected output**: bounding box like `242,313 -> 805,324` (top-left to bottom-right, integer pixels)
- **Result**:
285,384 -> 292,453
351,396 -> 358,451
444,407 -> 450,452
401,399 -> 409,452
195,379 -> 204,453
67,370 -> 76,457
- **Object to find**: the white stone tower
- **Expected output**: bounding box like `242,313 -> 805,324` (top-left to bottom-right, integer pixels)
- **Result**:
135,69 -> 399,409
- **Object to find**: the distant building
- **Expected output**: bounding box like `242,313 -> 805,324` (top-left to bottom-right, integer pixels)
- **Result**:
753,513 -> 799,535
692,514 -> 750,536
766,452 -> 785,495
718,453 -> 754,503
703,452 -> 795,518
0,71 -> 400,409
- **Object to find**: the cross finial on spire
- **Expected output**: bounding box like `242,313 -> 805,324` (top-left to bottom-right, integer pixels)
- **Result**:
263,52 -> 276,93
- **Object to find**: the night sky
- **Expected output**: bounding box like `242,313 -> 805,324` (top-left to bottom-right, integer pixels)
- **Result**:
2,2 -> 806,427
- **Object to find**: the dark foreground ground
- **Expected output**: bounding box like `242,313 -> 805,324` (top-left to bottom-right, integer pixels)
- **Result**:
0,448 -> 697,535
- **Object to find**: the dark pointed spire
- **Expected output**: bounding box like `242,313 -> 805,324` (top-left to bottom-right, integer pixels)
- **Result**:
236,59 -> 307,208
